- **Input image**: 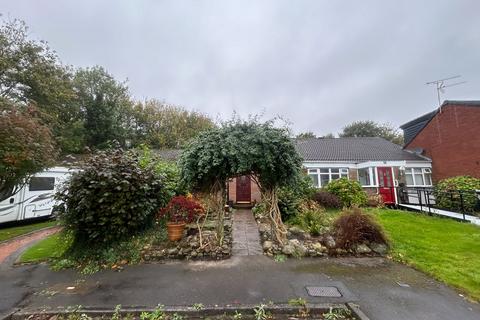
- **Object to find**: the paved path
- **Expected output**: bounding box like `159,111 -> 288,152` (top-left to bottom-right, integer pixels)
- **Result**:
232,209 -> 262,256
0,227 -> 61,264
1,257 -> 480,320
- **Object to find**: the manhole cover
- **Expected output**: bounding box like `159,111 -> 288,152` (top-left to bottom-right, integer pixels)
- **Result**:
306,286 -> 342,297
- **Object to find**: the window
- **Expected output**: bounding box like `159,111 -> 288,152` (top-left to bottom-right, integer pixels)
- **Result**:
308,168 -> 349,187
358,167 -> 377,186
404,168 -> 432,186
29,177 -> 55,191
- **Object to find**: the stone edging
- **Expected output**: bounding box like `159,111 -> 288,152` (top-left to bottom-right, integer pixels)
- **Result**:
7,303 -> 370,320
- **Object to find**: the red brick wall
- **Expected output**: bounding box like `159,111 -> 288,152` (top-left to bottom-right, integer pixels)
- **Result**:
405,105 -> 480,182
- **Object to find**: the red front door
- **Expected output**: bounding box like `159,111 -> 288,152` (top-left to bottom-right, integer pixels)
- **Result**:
377,167 -> 395,204
236,175 -> 252,203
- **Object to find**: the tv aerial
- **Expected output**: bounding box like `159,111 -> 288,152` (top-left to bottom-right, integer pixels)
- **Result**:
426,75 -> 466,109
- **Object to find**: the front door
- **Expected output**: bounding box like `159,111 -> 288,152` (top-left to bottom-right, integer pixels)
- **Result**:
236,175 -> 251,203
377,167 -> 395,204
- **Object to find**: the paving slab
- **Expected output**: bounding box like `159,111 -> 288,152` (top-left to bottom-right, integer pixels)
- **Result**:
232,209 -> 262,256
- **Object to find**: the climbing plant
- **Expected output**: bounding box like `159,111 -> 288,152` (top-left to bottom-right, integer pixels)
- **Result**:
179,119 -> 303,244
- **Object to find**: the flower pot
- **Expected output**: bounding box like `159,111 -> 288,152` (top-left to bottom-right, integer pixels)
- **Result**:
167,222 -> 186,241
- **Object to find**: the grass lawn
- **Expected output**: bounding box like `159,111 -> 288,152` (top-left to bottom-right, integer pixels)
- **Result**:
373,208 -> 480,301
0,220 -> 57,242
19,233 -> 70,263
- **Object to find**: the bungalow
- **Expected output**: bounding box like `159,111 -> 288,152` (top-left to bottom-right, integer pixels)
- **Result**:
227,137 -> 432,206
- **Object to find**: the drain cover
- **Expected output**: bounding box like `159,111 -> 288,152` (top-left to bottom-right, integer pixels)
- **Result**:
306,286 -> 342,297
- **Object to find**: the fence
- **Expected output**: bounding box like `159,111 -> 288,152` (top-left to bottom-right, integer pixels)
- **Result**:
396,186 -> 480,222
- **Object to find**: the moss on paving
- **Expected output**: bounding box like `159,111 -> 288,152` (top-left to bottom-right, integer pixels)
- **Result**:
0,220 -> 56,242
373,208 -> 480,301
19,233 -> 70,263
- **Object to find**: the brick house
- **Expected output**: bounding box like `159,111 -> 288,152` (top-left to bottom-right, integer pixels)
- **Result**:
228,137 -> 432,206
400,100 -> 480,182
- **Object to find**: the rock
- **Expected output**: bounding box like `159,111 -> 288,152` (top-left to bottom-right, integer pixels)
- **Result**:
355,243 -> 372,254
288,226 -> 310,240
370,243 -> 388,255
324,235 -> 336,248
311,242 -> 327,254
167,248 -> 178,255
282,244 -> 295,255
258,224 -> 270,233
288,239 -> 301,246
263,240 -> 273,250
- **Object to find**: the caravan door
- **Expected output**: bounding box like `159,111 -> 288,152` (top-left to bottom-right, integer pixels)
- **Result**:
22,176 -> 56,219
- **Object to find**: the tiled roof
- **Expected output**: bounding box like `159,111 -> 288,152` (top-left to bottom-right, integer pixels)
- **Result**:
294,137 -> 429,162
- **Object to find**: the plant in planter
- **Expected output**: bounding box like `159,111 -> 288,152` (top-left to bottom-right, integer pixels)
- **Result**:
158,195 -> 204,241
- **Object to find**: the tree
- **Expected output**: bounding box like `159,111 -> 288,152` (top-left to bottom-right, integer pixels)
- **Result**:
0,100 -> 56,201
0,18 -> 79,153
74,66 -> 133,149
339,120 -> 403,145
296,131 -> 316,139
179,119 -> 303,244
129,99 -> 215,149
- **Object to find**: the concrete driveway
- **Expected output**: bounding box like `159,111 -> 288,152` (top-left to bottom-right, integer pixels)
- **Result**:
1,256 -> 479,320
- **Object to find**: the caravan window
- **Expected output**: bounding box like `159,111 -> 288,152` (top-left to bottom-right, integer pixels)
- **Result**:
29,177 -> 55,191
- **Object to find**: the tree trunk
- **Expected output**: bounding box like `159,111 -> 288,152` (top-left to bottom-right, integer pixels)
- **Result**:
262,187 -> 287,244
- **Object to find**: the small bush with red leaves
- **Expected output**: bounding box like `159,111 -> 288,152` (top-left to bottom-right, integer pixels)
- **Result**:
158,195 -> 205,223
333,208 -> 388,250
313,191 -> 342,209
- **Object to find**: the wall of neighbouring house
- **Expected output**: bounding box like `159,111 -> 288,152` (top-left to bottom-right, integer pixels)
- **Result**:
405,105 -> 480,182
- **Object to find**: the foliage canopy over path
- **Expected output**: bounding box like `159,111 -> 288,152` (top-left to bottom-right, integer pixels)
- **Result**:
179,120 -> 303,244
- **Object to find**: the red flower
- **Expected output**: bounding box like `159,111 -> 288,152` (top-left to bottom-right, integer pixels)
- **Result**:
158,196 -> 205,223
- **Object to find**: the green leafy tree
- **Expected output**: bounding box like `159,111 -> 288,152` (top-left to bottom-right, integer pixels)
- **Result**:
129,99 -> 215,148
340,120 -> 403,145
0,18 -> 80,153
296,131 -> 316,139
0,100 -> 56,201
74,66 -> 133,149
180,119 -> 303,244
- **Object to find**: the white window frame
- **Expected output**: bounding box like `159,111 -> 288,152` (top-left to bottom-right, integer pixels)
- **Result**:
357,167 -> 378,187
308,167 -> 349,188
405,167 -> 433,187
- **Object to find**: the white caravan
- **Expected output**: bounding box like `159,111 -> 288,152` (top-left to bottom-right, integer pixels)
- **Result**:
0,167 -> 73,224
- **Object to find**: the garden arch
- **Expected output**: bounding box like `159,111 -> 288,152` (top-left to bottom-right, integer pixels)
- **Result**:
179,120 -> 303,244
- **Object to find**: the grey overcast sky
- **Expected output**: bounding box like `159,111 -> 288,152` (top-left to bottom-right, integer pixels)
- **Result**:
2,0 -> 479,136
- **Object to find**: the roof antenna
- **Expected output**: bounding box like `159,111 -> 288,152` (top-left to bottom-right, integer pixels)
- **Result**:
426,75 -> 466,111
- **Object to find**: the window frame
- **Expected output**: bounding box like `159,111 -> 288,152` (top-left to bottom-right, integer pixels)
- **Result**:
308,167 -> 349,188
357,167 -> 378,187
404,167 -> 433,187
28,177 -> 56,192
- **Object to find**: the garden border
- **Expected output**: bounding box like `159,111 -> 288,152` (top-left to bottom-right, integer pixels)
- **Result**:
7,303 -> 370,320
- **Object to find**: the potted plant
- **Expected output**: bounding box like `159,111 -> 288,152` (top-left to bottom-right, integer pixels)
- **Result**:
158,195 -> 204,241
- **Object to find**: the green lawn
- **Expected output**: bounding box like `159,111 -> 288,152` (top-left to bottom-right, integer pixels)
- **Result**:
19,232 -> 70,263
373,208 -> 480,301
0,220 -> 57,242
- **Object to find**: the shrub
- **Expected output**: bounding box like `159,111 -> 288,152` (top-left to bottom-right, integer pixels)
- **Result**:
332,208 -> 388,250
56,149 -> 170,248
138,145 -> 186,197
313,191 -> 342,209
434,176 -> 480,213
290,209 -> 332,236
252,202 -> 268,218
325,178 -> 368,207
278,173 -> 317,221
158,195 -> 204,223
